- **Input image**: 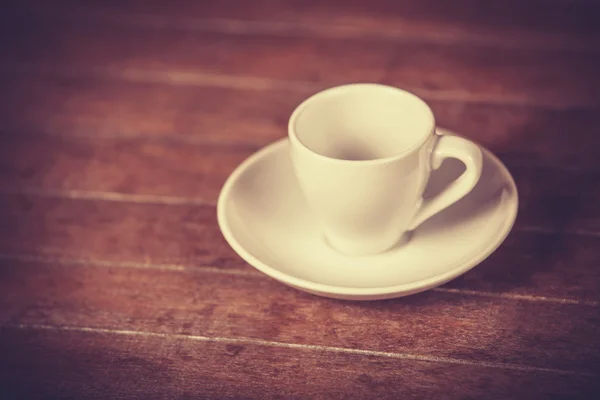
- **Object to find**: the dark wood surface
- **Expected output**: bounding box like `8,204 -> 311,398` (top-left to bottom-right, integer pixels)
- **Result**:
1,1 -> 600,398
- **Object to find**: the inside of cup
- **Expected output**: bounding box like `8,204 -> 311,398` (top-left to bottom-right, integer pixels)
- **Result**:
292,84 -> 435,161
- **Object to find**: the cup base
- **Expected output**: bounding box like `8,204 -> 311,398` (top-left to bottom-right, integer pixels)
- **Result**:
323,231 -> 413,258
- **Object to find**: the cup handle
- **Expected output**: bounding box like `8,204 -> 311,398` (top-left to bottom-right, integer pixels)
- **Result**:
408,134 -> 483,230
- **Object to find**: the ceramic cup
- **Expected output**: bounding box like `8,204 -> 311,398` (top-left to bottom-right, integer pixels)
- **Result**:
288,83 -> 483,256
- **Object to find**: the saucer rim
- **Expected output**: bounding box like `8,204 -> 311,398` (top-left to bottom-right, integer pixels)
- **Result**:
217,128 -> 519,298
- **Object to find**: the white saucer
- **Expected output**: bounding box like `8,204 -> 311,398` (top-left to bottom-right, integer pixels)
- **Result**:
217,129 -> 518,300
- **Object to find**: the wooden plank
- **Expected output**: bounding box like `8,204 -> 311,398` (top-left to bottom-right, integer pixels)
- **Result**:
0,75 -> 297,144
1,261 -> 600,374
2,75 -> 599,170
1,13 -> 599,109
1,326 -> 598,400
1,133 -> 600,234
12,0 -> 600,50
0,195 -> 599,302
0,134 -> 250,202
0,195 -> 235,268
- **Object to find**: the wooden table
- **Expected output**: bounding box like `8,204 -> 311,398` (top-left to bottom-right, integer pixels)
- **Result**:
1,1 -> 600,398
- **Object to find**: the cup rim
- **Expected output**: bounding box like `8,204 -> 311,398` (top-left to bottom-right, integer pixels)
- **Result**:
288,83 -> 436,165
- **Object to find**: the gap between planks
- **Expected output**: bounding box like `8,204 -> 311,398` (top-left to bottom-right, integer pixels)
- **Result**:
0,252 -> 598,308
2,186 -> 600,240
2,323 -> 599,377
0,62 -> 596,111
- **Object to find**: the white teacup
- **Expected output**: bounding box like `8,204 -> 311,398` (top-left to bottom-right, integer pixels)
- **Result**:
289,83 -> 483,256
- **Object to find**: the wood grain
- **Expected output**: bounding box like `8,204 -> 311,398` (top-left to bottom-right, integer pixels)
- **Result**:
1,261 -> 600,374
0,194 -> 599,302
1,12 -> 599,109
12,0 -> 600,50
2,75 -> 600,171
2,326 -> 598,400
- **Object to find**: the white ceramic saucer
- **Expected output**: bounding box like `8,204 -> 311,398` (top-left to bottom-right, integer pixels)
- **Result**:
217,128 -> 518,300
